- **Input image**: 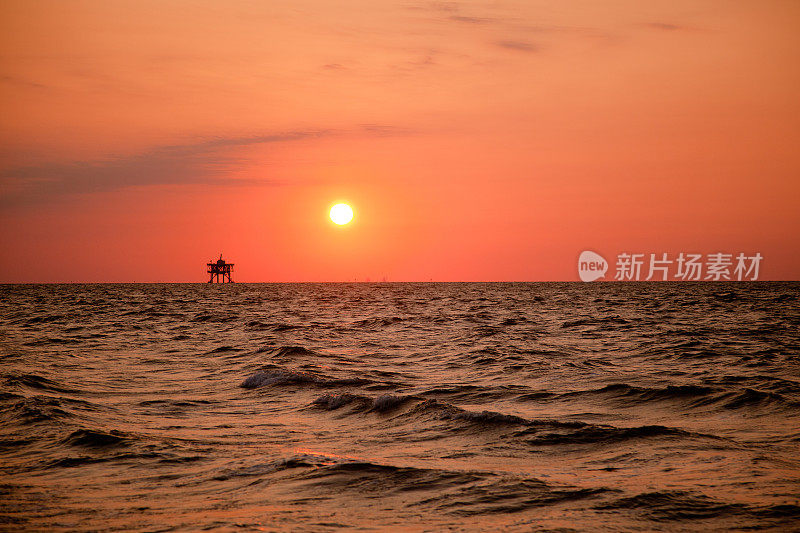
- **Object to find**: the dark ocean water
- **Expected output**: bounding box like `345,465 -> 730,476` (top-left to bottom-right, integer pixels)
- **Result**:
1,282 -> 799,532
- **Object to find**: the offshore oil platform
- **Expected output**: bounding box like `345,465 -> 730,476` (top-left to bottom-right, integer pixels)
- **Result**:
207,254 -> 234,283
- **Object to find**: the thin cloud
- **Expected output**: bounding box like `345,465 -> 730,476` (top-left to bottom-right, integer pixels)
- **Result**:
448,15 -> 492,24
642,22 -> 688,31
495,40 -> 540,53
415,1 -> 459,13
0,74 -> 49,90
409,2 -> 497,26
409,1 -> 617,49
0,126 -> 409,207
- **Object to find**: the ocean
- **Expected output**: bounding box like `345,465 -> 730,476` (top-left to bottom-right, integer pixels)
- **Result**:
1,282 -> 799,531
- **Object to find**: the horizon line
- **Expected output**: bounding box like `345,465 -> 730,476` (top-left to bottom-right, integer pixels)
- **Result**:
1,280 -> 797,285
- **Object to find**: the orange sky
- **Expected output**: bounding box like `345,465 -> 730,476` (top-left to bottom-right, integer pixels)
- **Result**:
0,0 -> 798,281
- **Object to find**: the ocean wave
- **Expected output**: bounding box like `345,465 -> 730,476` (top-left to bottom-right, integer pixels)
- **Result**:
400,399 -> 532,427
190,312 -> 238,323
62,429 -> 131,448
2,396 -> 76,424
419,384 -> 523,402
138,399 -> 214,408
557,383 -> 716,404
22,337 -> 84,347
241,369 -> 318,388
596,490 -> 800,522
24,314 -> 66,325
706,375 -> 800,396
4,373 -> 80,394
292,461 -> 492,497
596,490 -> 747,520
256,345 -> 319,359
0,436 -> 35,451
311,394 -> 534,428
521,425 -> 704,446
212,457 -> 315,481
530,382 -> 800,413
713,291 -> 740,302
46,452 -> 200,469
717,388 -> 800,411
307,393 -> 724,446
350,316 -> 405,329
246,320 -> 302,331
284,458 -> 611,516
311,393 -> 413,413
205,345 -> 243,354
240,366 -> 369,389
561,315 -> 629,328
310,394 -> 584,432
420,478 -> 609,516
673,386 -> 799,412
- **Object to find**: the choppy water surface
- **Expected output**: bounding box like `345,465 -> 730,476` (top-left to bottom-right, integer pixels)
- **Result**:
1,282 -> 799,531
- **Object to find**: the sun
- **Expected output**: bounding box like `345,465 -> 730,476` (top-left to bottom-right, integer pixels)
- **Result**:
329,203 -> 354,225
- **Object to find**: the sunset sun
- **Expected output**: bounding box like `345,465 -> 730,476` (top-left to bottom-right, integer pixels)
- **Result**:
329,203 -> 354,225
